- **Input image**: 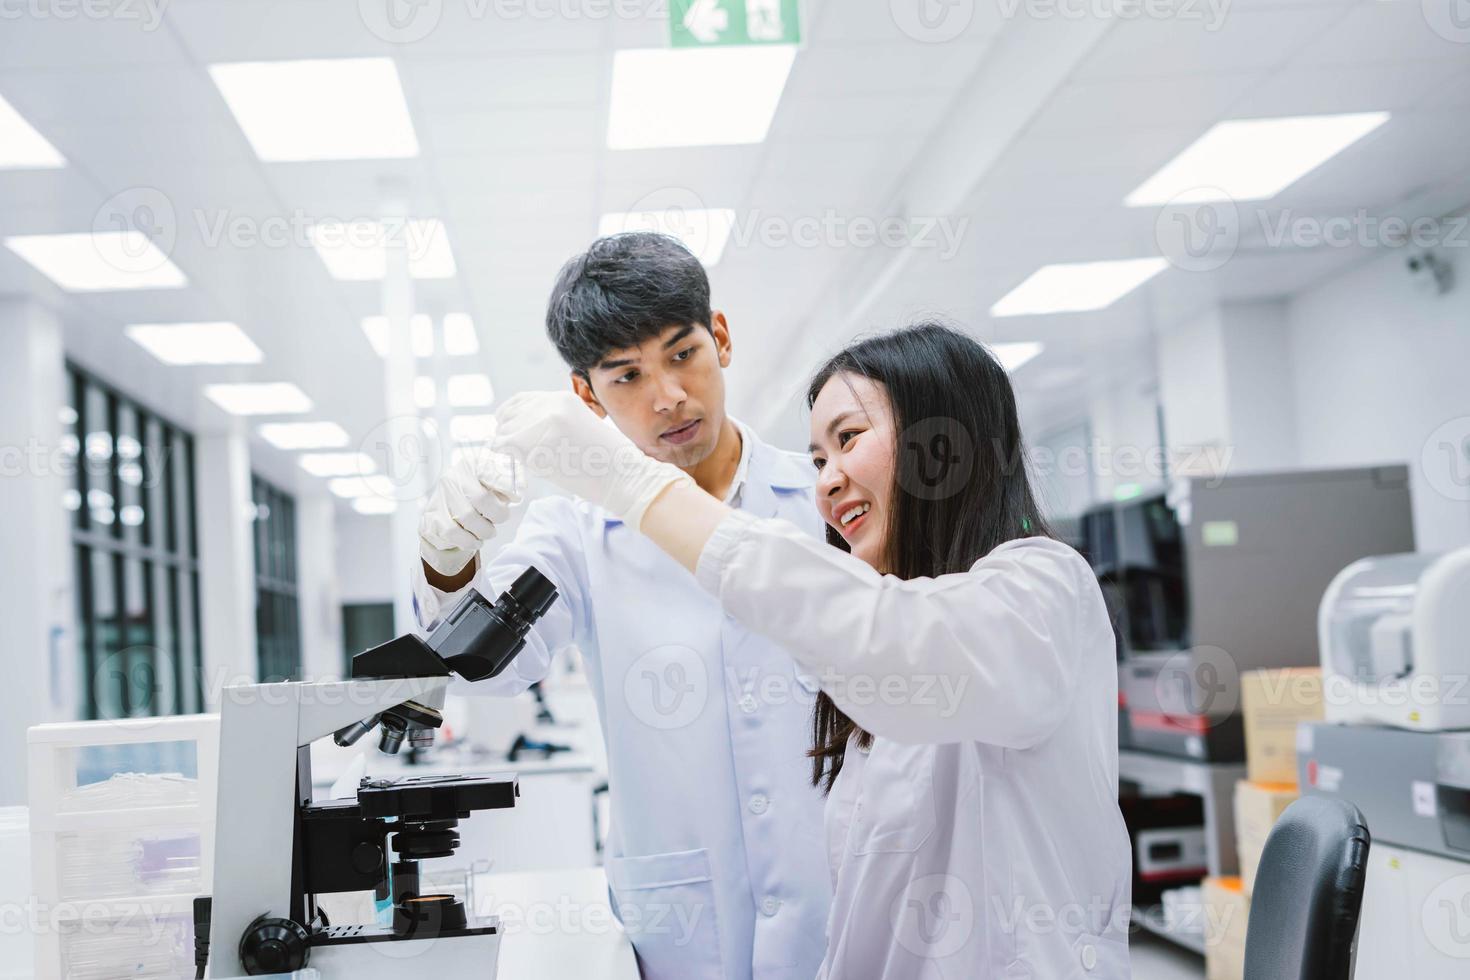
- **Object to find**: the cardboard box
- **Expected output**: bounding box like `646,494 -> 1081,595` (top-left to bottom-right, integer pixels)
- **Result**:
1241,668 -> 1323,785
1234,780 -> 1298,897
1202,876 -> 1249,980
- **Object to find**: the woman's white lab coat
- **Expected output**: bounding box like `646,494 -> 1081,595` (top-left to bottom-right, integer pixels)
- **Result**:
694,511 -> 1133,979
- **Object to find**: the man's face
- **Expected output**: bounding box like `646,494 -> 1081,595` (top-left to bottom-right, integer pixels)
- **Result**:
573,313 -> 733,469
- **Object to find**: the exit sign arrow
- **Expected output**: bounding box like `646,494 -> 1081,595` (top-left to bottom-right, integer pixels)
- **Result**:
670,0 -> 802,48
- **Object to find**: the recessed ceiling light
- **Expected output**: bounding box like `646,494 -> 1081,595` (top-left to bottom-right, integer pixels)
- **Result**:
299,452 -> 376,478
598,207 -> 736,267
1125,112 -> 1390,206
416,374 -> 495,409
328,475 -> 396,499
125,322 -> 263,366
450,415 -> 496,443
352,497 -> 397,515
205,382 -> 312,416
360,312 -> 478,358
259,421 -> 349,450
361,314 -> 434,358
990,259 -> 1169,317
991,342 -> 1044,373
310,219 -> 456,281
608,46 -> 797,149
208,58 -> 418,162
0,94 -> 65,169
4,232 -> 186,291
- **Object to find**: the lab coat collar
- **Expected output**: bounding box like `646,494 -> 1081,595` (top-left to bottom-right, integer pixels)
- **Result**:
602,419 -> 812,525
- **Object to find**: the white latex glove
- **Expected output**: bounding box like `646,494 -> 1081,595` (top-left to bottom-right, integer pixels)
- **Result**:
418,448 -> 521,577
492,390 -> 692,531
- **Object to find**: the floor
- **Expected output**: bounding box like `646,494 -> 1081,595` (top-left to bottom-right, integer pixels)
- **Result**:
1131,934 -> 1206,980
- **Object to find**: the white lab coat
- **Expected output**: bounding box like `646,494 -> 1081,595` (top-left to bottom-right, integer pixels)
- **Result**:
695,511 -> 1133,980
413,427 -> 832,980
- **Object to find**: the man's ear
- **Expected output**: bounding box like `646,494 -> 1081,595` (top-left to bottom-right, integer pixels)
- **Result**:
570,372 -> 607,418
710,310 -> 733,369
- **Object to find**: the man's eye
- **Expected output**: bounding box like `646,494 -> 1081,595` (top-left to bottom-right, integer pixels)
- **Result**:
673,347 -> 694,362
615,370 -> 639,384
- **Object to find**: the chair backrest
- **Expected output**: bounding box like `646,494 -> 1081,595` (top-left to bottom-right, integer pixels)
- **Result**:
1244,796 -> 1371,980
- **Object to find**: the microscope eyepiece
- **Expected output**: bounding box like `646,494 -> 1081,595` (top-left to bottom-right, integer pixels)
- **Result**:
429,566 -> 559,682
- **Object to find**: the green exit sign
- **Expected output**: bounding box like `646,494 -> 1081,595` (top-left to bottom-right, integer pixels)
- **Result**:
670,0 -> 802,48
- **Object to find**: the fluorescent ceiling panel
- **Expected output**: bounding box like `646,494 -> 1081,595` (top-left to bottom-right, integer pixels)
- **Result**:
361,312 -> 478,357
259,422 -> 349,449
299,453 -> 376,478
352,497 -> 397,515
205,382 -> 312,416
4,233 -> 186,291
991,342 -> 1044,373
125,322 -> 263,366
608,46 -> 797,149
598,207 -> 735,267
328,475 -> 396,499
1126,112 -> 1390,206
209,58 -> 418,162
416,375 -> 495,408
990,259 -> 1169,317
310,219 -> 456,281
0,94 -> 65,169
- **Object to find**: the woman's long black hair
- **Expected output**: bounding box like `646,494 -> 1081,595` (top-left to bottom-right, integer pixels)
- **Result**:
805,321 -> 1054,792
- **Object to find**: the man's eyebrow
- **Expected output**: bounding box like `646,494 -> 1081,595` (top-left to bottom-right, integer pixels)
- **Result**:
808,411 -> 857,452
596,355 -> 636,371
661,324 -> 696,349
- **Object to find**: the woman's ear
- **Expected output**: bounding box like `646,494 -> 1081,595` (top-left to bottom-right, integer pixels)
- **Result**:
570,372 -> 607,418
710,310 -> 733,369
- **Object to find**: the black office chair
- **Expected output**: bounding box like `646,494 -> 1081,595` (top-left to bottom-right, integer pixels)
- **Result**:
1244,797 -> 1371,980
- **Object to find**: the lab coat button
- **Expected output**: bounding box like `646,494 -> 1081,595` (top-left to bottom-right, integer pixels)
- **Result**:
1081,944 -> 1097,970
739,694 -> 758,713
749,793 -> 769,815
760,896 -> 780,916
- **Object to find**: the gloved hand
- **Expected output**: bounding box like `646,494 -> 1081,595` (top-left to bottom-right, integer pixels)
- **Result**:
418,448 -> 521,577
492,390 -> 692,530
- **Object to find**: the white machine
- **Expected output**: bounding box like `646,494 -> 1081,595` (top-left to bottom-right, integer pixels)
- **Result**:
1319,547 -> 1470,731
205,570 -> 559,978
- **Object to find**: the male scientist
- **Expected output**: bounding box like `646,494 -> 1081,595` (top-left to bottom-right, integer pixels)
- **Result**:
413,232 -> 829,980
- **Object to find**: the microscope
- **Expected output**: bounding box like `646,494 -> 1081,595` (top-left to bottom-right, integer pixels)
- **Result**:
203,568 -> 558,978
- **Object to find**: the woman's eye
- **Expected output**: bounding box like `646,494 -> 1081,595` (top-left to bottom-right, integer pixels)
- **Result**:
811,456 -> 826,471
838,430 -> 859,447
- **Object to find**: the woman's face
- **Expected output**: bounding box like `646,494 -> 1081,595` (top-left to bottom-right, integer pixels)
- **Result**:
809,372 -> 897,571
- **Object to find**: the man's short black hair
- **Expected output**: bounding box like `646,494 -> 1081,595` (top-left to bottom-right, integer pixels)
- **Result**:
545,232 -> 713,376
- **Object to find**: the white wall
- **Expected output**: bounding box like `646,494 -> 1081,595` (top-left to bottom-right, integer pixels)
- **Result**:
1287,249 -> 1470,551
335,511 -> 397,604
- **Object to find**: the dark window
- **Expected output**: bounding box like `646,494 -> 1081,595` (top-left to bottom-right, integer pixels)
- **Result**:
67,365 -> 203,719
342,602 -> 396,675
252,475 -> 301,682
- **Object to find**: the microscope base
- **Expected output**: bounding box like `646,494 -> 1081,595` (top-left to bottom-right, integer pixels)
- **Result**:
307,917 -> 502,978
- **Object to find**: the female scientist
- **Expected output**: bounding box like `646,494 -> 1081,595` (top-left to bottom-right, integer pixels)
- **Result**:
493,323 -> 1132,979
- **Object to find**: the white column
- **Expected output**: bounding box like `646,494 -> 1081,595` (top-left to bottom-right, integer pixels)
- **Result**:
380,183 -> 423,634
295,493 -> 343,680
1156,300 -> 1299,478
195,429 -> 257,707
0,298 -> 72,805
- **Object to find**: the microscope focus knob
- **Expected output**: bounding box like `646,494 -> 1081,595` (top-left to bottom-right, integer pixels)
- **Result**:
239,914 -> 310,974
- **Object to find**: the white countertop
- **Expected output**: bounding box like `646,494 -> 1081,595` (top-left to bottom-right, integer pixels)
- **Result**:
476,867 -> 639,980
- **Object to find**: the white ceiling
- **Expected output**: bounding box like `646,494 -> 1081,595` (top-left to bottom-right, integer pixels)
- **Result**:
1,0 -> 1467,497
